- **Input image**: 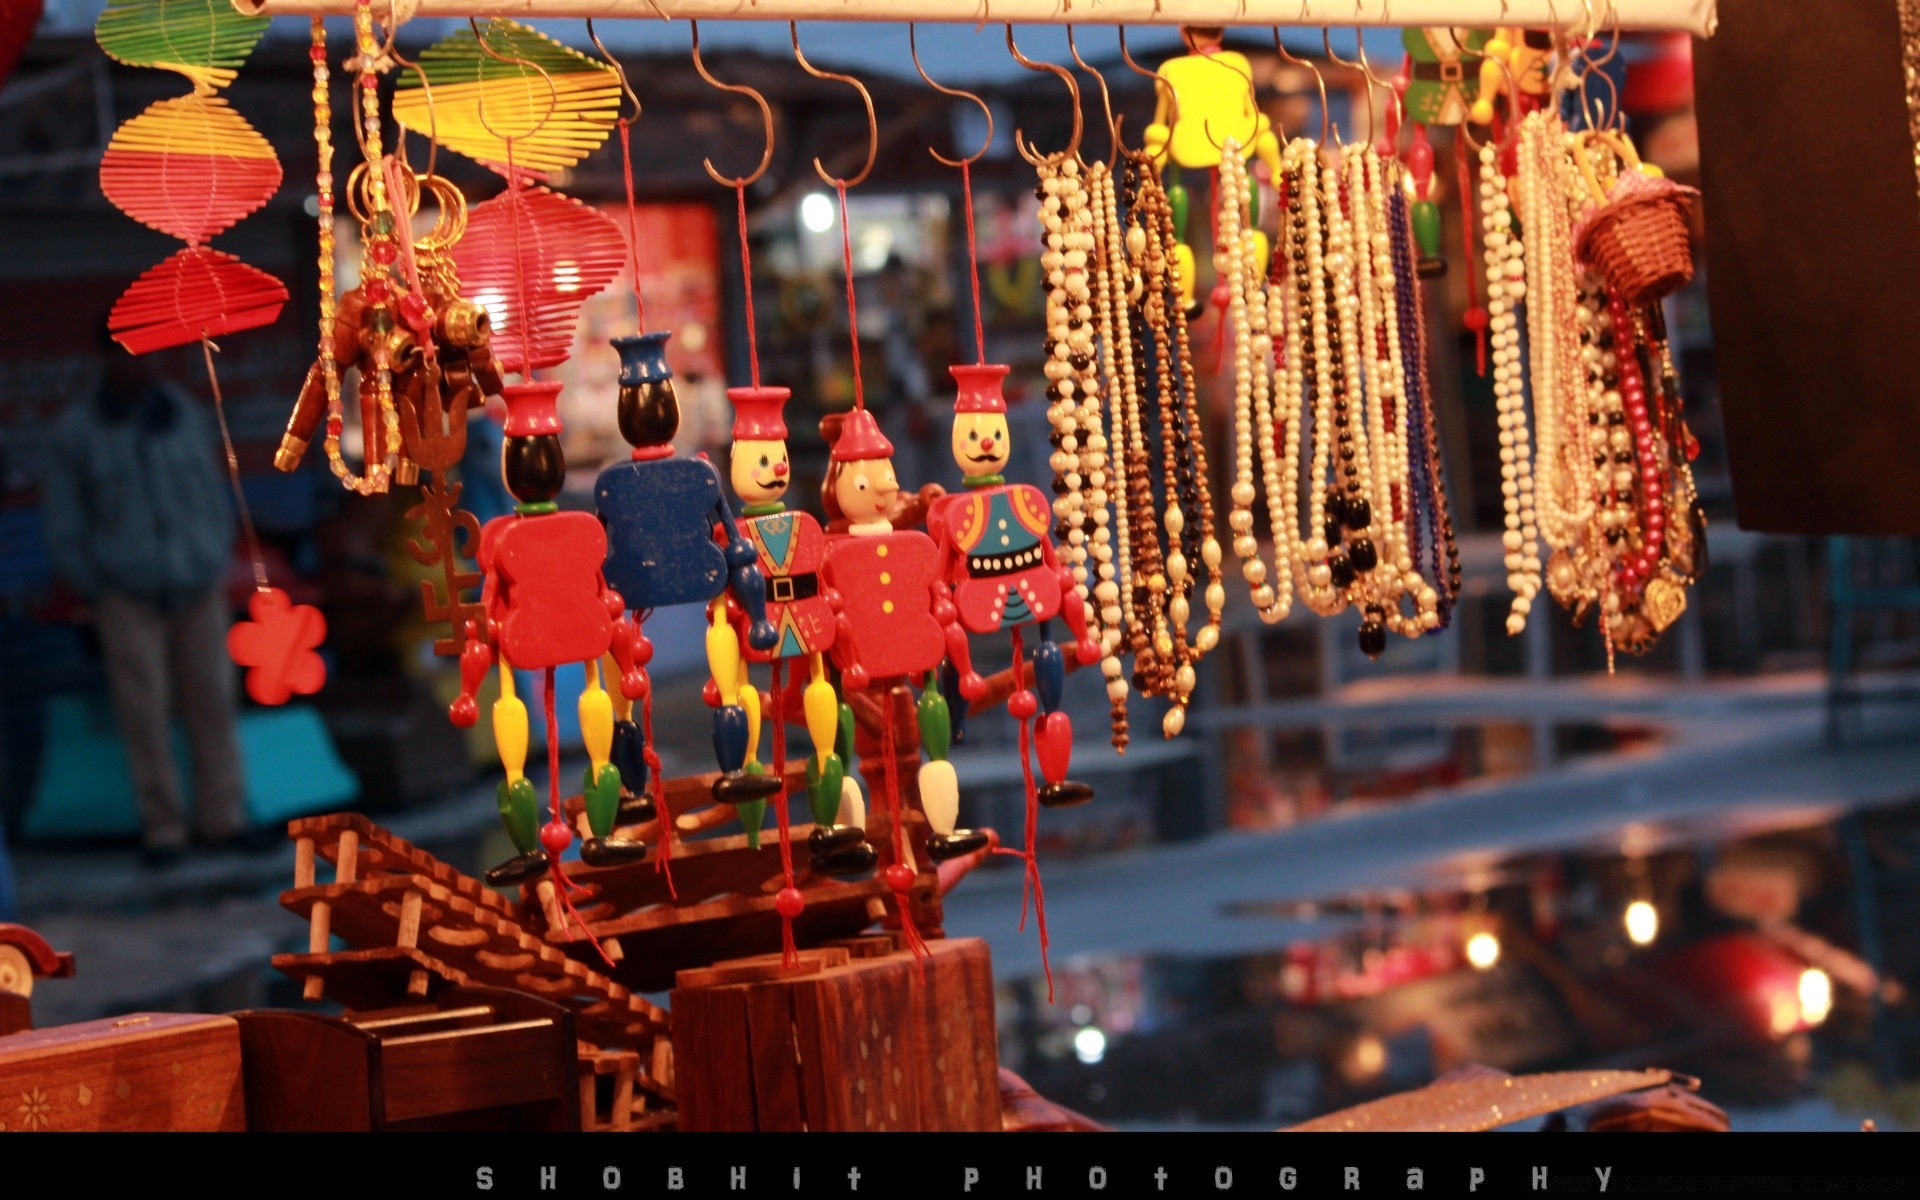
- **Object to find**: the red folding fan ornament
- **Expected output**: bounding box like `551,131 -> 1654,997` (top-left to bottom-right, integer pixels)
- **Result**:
449,182 -> 626,375
110,245 -> 288,355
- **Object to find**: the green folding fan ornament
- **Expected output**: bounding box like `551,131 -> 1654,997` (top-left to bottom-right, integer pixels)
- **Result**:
393,19 -> 621,175
94,0 -> 268,93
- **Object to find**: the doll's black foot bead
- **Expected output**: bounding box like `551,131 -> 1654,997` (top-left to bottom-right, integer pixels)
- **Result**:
712,771 -> 783,805
813,841 -> 879,879
1038,780 -> 1095,809
928,830 -> 991,862
808,823 -> 866,856
580,836 -> 648,867
485,850 -> 550,888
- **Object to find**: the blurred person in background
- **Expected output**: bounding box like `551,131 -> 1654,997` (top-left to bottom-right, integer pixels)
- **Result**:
38,329 -> 260,867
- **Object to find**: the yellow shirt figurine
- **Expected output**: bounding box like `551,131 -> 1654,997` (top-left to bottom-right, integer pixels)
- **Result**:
1142,28 -> 1280,312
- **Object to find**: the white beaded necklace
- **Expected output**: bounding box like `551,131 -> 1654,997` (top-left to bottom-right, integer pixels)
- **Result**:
1483,137 -> 1540,634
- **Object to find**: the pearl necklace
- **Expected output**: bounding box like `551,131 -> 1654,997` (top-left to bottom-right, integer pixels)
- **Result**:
1219,138 -> 1291,623
1481,138 -> 1539,633
1039,159 -> 1118,666
1088,159 -> 1139,749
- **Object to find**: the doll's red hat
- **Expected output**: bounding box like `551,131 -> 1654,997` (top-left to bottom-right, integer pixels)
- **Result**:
500,380 -> 564,438
831,407 -> 894,462
950,363 -> 1010,415
727,385 -> 791,442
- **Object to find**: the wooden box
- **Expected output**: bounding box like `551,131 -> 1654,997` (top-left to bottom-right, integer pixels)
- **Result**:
233,985 -> 580,1131
671,936 -> 1002,1132
0,1012 -> 244,1131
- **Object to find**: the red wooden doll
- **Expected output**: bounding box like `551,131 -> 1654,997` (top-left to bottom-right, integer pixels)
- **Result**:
451,380 -> 646,886
822,408 -> 984,865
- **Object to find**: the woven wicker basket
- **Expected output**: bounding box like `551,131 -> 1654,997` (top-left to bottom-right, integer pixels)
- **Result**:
1572,134 -> 1699,305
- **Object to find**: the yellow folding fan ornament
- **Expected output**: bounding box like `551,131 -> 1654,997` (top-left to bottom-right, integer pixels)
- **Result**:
393,19 -> 620,174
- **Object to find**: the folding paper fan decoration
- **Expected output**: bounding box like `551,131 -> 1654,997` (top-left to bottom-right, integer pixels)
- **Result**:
95,0 -> 285,354
100,95 -> 281,242
394,19 -> 620,175
95,0 -> 267,94
111,247 -> 289,355
450,185 -> 626,375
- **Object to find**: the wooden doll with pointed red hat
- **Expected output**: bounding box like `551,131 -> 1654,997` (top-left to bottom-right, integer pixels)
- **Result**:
930,363 -> 1100,809
705,384 -> 851,855
452,380 -> 648,887
822,408 -> 985,867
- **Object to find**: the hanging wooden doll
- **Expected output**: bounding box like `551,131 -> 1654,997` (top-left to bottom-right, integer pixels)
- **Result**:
822,408 -> 983,866
1139,26 -> 1281,311
706,384 -> 849,858
1394,27 -> 1491,276
595,332 -> 777,832
1470,28 -> 1557,126
451,381 -> 648,886
932,363 -> 1100,801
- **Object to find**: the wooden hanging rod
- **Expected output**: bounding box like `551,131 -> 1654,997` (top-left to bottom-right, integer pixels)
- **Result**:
233,1 -> 1717,37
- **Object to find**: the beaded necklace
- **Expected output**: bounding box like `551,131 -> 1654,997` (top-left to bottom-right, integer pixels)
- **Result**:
1120,153 -> 1223,736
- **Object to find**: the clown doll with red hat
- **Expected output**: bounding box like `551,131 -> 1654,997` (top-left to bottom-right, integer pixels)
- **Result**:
705,384 -> 853,861
931,363 -> 1100,804
452,381 -> 649,887
929,362 -> 1100,992
822,408 -> 987,867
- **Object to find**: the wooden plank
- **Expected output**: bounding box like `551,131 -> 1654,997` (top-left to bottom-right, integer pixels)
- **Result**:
379,1019 -> 570,1124
923,939 -> 1002,1131
271,946 -> 458,1012
234,1010 -> 378,1131
0,1013 -> 245,1131
744,984 -> 804,1131
667,982 -> 756,1132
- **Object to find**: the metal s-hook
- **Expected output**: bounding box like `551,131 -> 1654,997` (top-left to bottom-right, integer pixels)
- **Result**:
792,22 -> 877,189
1196,43 -> 1260,155
1005,24 -> 1082,168
1352,24 -> 1407,146
1275,19 -> 1333,147
1065,27 -> 1119,169
692,21 -> 775,187
911,23 -> 994,168
1323,28 -> 1372,148
386,0 -> 438,181
1117,25 -> 1179,149
585,18 -> 641,130
466,17 -> 560,154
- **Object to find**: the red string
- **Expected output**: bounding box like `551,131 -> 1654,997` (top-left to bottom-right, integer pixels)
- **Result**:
543,666 -> 612,967
735,183 -> 761,388
880,686 -> 929,967
960,159 -> 986,363
1455,130 -> 1486,377
1008,627 -> 1053,1001
771,659 -> 797,967
836,183 -> 865,410
618,122 -> 646,331
505,140 -> 536,381
640,648 -> 675,897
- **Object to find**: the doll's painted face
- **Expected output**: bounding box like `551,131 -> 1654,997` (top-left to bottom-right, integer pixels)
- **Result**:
952,412 -> 1010,476
835,458 -> 899,525
731,438 -> 790,504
